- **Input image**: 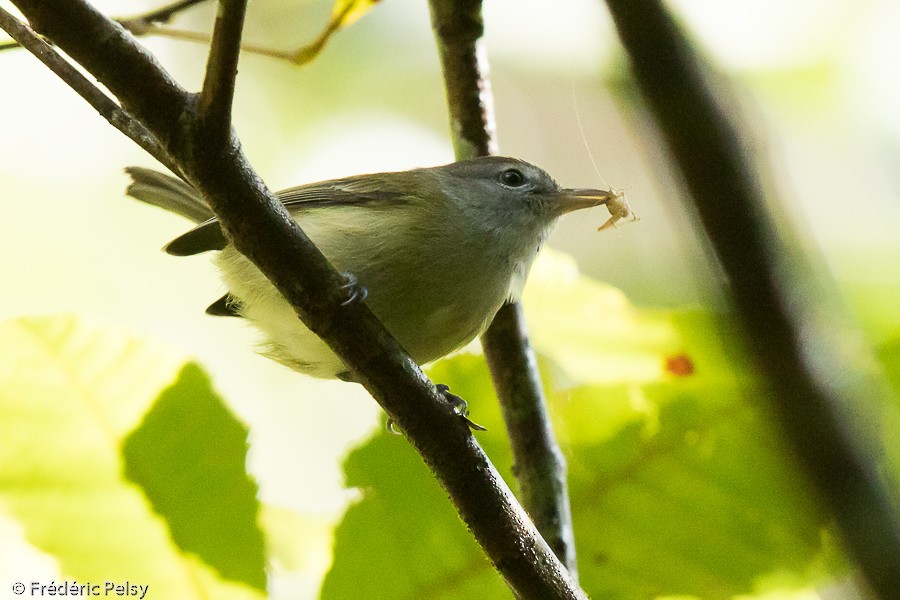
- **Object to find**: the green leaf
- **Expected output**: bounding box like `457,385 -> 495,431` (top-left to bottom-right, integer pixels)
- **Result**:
877,336 -> 900,395
321,355 -> 510,600
322,255 -> 846,599
522,252 -> 680,386
558,307 -> 844,597
123,363 -> 266,590
566,379 -> 837,597
876,336 -> 900,488
0,315 -> 264,598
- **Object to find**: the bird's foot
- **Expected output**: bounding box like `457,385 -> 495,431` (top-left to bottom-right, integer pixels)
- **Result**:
339,272 -> 368,306
437,384 -> 487,431
384,384 -> 487,434
386,417 -> 402,435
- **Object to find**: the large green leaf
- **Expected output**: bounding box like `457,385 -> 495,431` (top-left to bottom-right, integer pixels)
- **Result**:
567,378 -> 836,597
320,356 -> 510,600
876,336 -> 900,493
321,254 -> 846,599
522,252 -> 679,386
123,363 -> 266,590
0,315 -> 265,598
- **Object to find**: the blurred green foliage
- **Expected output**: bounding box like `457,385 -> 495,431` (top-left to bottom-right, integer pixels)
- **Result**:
0,316 -> 264,599
322,255 -> 849,599
2,248 -> 897,598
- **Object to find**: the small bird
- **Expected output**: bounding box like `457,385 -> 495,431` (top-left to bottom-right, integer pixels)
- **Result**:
126,156 -> 618,380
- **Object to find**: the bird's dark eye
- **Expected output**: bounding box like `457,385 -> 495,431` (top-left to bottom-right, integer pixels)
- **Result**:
499,168 -> 526,187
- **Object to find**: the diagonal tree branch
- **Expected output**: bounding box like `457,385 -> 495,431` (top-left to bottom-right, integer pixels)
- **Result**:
427,0 -> 579,579
2,1 -> 584,597
603,0 -> 900,596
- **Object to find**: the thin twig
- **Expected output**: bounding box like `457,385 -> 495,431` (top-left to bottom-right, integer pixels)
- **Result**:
0,6 -> 179,175
6,1 -> 584,597
197,0 -> 246,143
120,24 -> 295,62
123,0 -> 208,27
1,0 -> 210,51
3,0 -> 355,66
119,24 -> 329,65
132,0 -> 358,66
282,0 -> 356,65
426,0 -> 579,580
604,0 -> 900,596
482,304 -> 579,578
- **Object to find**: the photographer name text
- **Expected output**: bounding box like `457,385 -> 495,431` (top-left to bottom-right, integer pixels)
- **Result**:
12,581 -> 148,599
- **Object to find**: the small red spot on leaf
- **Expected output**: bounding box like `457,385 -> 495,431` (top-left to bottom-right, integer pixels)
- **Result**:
665,353 -> 694,377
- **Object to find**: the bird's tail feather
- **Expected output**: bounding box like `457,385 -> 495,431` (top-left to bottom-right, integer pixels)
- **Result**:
124,167 -> 214,224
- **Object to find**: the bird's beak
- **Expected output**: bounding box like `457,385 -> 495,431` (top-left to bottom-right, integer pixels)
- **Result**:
550,188 -> 618,216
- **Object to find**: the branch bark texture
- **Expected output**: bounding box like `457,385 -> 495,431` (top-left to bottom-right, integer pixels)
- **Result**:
428,0 -> 580,580
3,1 -> 584,597
197,0 -> 245,145
604,0 -> 900,595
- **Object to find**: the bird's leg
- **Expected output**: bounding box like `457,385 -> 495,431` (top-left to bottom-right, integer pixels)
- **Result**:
339,272 -> 368,306
436,383 -> 468,415
384,384 -> 487,434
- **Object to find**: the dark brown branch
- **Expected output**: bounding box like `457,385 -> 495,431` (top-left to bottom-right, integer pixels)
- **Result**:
604,0 -> 900,595
427,0 -> 497,160
427,0 -> 579,580
0,6 -> 178,174
197,0 -> 246,144
4,1 -> 584,597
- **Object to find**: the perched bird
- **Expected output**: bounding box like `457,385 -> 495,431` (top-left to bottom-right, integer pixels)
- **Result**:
126,156 -> 618,380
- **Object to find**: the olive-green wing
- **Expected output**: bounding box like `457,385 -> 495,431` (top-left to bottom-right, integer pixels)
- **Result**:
125,168 -> 410,257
